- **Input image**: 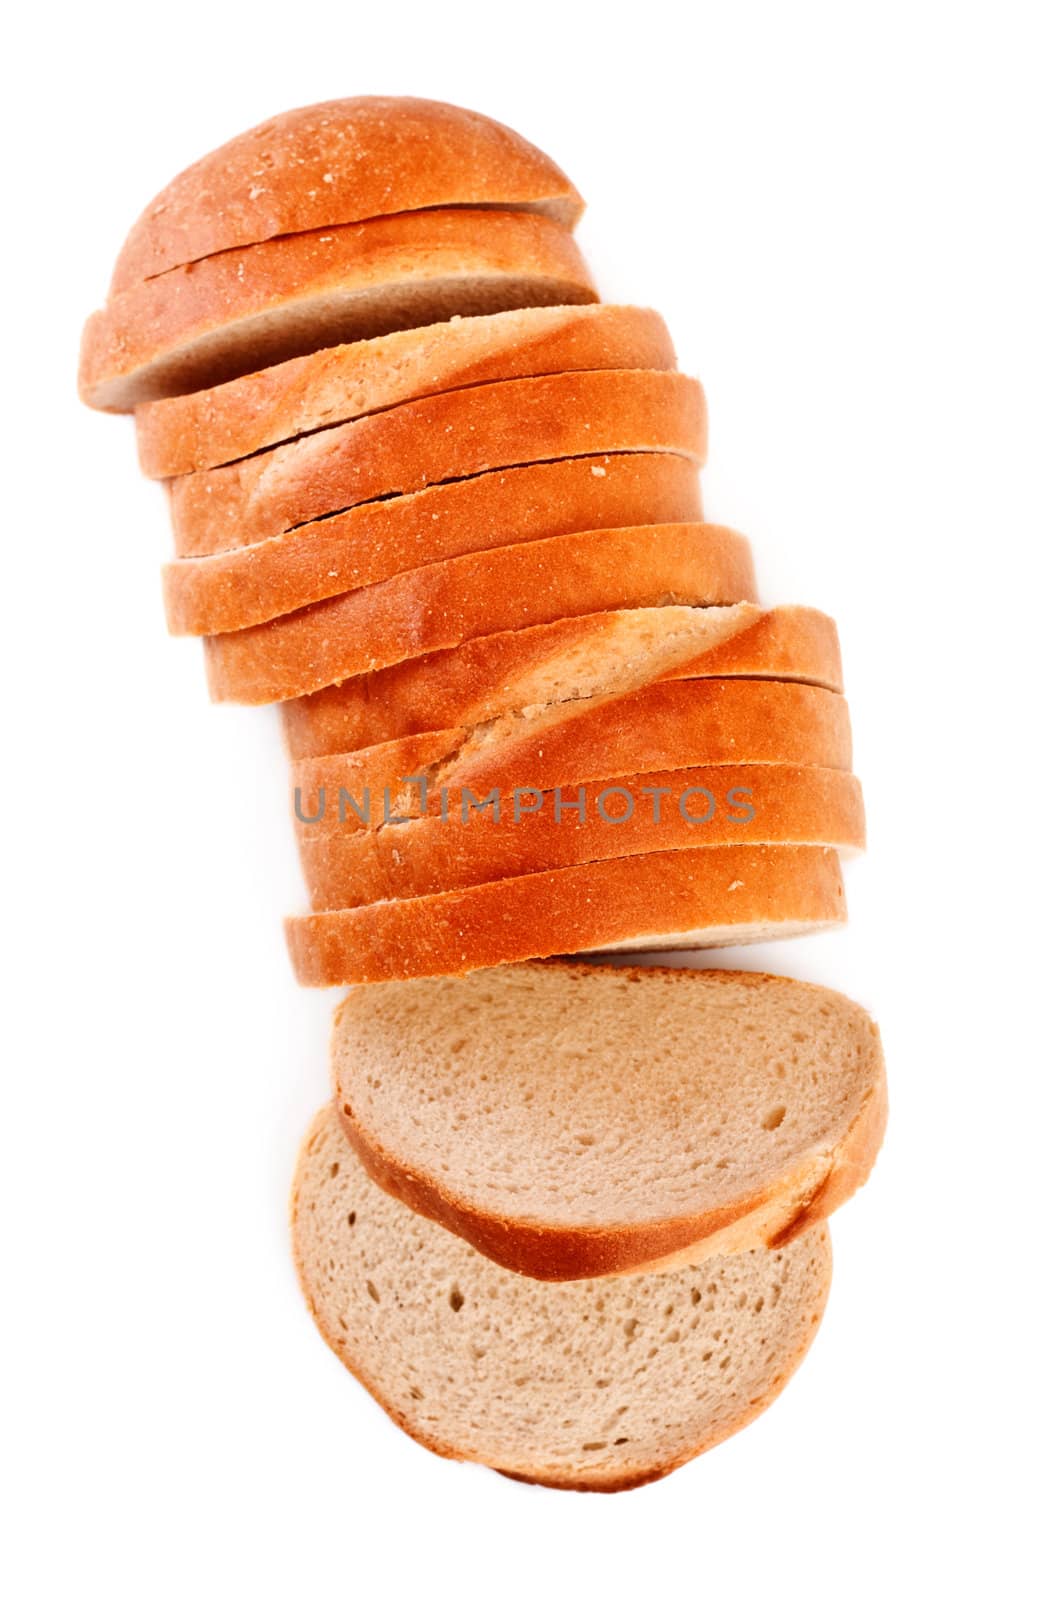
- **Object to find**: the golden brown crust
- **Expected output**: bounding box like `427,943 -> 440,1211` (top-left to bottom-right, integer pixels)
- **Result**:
767,1056 -> 888,1248
163,452 -> 702,633
280,604 -> 844,759
299,763 -> 865,909
111,96 -> 584,292
401,677 -> 851,805
336,1096 -> 859,1283
135,303 -> 675,478
285,844 -> 847,985
80,209 -> 596,411
204,523 -> 757,704
168,369 -> 707,556
290,679 -> 854,845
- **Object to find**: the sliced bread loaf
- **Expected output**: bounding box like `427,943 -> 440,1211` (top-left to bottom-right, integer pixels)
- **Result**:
330,962 -> 884,1279
111,96 -> 584,292
168,369 -> 707,555
136,303 -> 674,477
80,209 -> 596,411
291,679 -> 853,840
280,604 -> 843,759
293,1105 -> 832,1489
163,453 -> 702,633
204,523 -> 757,704
285,845 -> 847,985
298,764 -> 865,910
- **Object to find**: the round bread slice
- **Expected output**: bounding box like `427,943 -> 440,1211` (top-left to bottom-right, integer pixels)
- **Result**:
280,604 -> 844,759
291,680 -> 853,841
168,369 -> 707,556
136,303 -> 674,478
163,453 -> 702,635
329,963 -> 885,1281
293,1105 -> 833,1490
111,96 -> 584,293
80,209 -> 596,411
297,764 -> 865,910
285,844 -> 847,986
204,523 -> 756,705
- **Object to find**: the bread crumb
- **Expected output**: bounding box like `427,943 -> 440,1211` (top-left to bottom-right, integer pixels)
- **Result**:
727,880 -> 744,892
591,465 -> 607,477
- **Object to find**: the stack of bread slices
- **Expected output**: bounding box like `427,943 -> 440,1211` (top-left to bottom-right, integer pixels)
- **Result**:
80,96 -> 885,1491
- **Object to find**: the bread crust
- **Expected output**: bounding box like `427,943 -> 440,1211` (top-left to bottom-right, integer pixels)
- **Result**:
280,604 -> 844,759
80,209 -> 596,411
767,1061 -> 889,1249
168,369 -> 707,556
111,96 -> 584,292
204,522 -> 757,704
298,763 -> 865,909
336,1092 -> 869,1283
136,303 -> 675,478
290,679 -> 853,842
163,452 -> 703,634
285,844 -> 847,985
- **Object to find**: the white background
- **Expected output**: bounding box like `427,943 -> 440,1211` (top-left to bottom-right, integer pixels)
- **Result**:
4,2 -> 1038,1595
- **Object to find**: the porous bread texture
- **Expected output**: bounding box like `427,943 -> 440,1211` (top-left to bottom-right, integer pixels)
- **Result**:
162,453 -> 703,634
280,604 -> 844,759
291,678 -> 853,841
167,369 -> 708,556
80,210 -> 596,411
297,764 -> 866,911
330,964 -> 885,1280
136,303 -> 676,478
293,1106 -> 833,1490
204,523 -> 757,705
111,96 -> 584,291
285,845 -> 847,985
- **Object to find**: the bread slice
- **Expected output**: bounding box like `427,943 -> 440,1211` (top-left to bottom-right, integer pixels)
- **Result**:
330,963 -> 885,1279
136,303 -> 675,478
298,764 -> 865,910
204,523 -> 757,704
291,680 -> 853,841
168,369 -> 707,556
111,96 -> 584,293
285,845 -> 847,985
164,453 -> 702,635
80,209 -> 596,411
293,1105 -> 833,1489
281,604 -> 843,759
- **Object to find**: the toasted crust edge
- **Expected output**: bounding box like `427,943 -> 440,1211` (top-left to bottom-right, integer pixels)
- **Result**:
285,845 -> 848,985
112,96 -> 585,291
